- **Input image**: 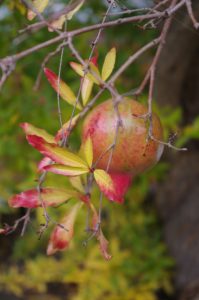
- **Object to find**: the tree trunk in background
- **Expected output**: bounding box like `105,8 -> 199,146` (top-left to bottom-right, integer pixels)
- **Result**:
155,2 -> 199,299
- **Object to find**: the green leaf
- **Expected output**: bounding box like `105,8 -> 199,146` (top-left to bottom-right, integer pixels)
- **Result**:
101,48 -> 116,81
69,176 -> 85,193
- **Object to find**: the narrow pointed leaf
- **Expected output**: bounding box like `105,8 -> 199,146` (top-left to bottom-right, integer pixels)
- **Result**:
55,113 -> 80,142
47,202 -> 82,255
44,164 -> 89,176
90,204 -> 112,260
27,135 -> 88,168
98,229 -> 112,260
20,123 -> 55,144
44,68 -> 82,109
88,62 -> 101,84
70,62 -> 84,77
82,135 -> 93,168
101,47 -> 116,81
9,187 -> 78,208
69,176 -> 85,193
70,61 -> 100,84
27,0 -> 49,20
81,77 -> 94,106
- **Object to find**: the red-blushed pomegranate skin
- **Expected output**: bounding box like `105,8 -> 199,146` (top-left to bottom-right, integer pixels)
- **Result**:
82,98 -> 164,175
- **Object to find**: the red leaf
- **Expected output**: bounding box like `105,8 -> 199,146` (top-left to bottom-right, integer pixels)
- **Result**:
94,170 -> 132,204
9,188 -> 78,208
108,172 -> 133,204
26,135 -> 87,168
47,203 -> 82,255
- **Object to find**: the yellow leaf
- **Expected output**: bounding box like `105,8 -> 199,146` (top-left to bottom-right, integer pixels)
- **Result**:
70,61 -> 101,84
101,47 -> 116,81
88,62 -> 101,84
44,164 -> 89,176
69,176 -> 85,193
81,77 -> 94,106
94,169 -> 115,195
27,135 -> 88,168
70,62 -> 84,77
82,136 -> 93,168
20,123 -> 55,144
27,0 -> 49,21
44,68 -> 82,109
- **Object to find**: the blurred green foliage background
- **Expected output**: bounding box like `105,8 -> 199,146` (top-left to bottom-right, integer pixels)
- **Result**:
1,1 -> 198,299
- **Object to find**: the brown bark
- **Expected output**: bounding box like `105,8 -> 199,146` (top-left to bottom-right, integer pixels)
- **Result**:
155,2 -> 199,299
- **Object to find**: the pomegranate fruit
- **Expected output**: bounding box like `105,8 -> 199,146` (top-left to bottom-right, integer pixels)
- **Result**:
82,98 -> 164,176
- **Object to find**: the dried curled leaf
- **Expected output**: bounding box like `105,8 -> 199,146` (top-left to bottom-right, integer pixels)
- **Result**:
91,204 -> 112,260
101,47 -> 116,81
27,0 -> 49,21
48,0 -> 85,31
81,77 -> 94,106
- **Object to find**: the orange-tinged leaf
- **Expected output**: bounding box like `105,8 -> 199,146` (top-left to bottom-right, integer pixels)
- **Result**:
82,136 -> 93,168
44,68 -> 82,109
94,170 -> 131,203
44,164 -> 89,176
27,135 -> 88,168
70,62 -> 84,77
101,47 -> 116,81
20,123 -> 55,144
55,113 -> 80,142
94,169 -> 115,194
81,77 -> 93,106
27,0 -> 49,21
47,202 -> 82,255
9,187 -> 78,208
